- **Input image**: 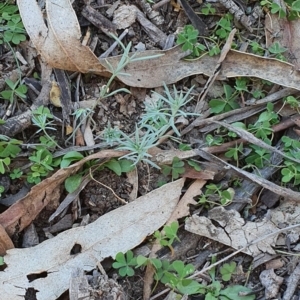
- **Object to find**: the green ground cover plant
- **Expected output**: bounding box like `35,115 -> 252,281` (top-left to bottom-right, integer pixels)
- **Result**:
112,222 -> 255,299
0,2 -> 26,45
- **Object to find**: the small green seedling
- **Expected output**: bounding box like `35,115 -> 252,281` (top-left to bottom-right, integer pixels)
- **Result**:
245,145 -> 271,169
215,14 -> 233,39
260,0 -> 285,17
151,83 -> 199,136
220,261 -> 236,281
247,103 -> 278,143
206,134 -> 224,146
187,160 -> 201,171
153,221 -> 180,252
281,161 -> 300,185
60,151 -> 84,168
284,95 -> 300,113
176,25 -> 206,57
250,41 -> 265,55
117,126 -> 160,169
10,168 -> 22,179
103,158 -> 135,176
209,84 -> 239,114
164,260 -> 205,295
268,41 -> 287,60
0,79 -> 27,103
0,136 -> 22,174
112,250 -> 137,277
161,157 -> 185,180
32,106 -> 61,149
0,185 -> 4,197
225,143 -> 244,166
199,183 -> 235,207
102,122 -> 122,146
27,148 -> 58,184
201,3 -> 216,15
0,3 -> 26,45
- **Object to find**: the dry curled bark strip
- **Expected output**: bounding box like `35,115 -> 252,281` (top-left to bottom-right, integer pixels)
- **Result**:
0,81 -> 51,137
283,261 -> 300,300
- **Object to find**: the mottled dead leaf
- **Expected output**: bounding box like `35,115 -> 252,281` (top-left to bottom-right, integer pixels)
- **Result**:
185,206 -> 278,256
0,179 -> 184,300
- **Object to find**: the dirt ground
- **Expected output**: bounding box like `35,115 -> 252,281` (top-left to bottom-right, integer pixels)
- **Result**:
1,0 -> 300,299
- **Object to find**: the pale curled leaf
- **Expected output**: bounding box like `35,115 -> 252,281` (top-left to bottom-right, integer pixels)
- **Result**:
17,0 -> 108,74
18,0 -> 300,89
0,179 -> 184,300
185,206 -> 278,256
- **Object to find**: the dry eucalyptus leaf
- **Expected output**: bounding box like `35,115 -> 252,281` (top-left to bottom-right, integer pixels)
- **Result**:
0,179 -> 184,300
18,0 -> 300,89
104,46 -> 300,88
185,206 -> 278,256
17,0 -> 108,75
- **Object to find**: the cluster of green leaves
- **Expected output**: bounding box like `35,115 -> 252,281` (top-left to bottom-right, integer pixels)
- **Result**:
0,2 -> 26,45
113,223 -> 254,298
161,157 -> 185,180
199,183 -> 235,208
208,84 -> 300,187
153,221 -> 180,252
176,25 -> 206,57
280,136 -> 300,184
215,14 -> 234,40
27,146 -> 60,184
209,78 -> 269,115
260,0 -> 300,20
209,84 -> 240,114
201,3 -> 216,15
32,106 -> 61,149
140,83 -> 198,136
0,135 -> 21,175
0,79 -> 27,103
176,12 -> 235,59
248,103 -> 279,143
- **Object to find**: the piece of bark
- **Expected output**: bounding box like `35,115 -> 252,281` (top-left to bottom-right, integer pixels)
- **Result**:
0,224 -> 14,255
82,5 -> 117,36
135,7 -> 167,48
178,0 -> 208,36
283,260 -> 300,300
53,69 -> 72,125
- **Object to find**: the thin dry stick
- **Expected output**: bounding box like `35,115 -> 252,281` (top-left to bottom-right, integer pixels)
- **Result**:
89,169 -> 128,204
152,0 -> 170,10
201,116 -> 296,154
190,223 -> 300,279
183,87 -> 298,136
99,29 -> 129,59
